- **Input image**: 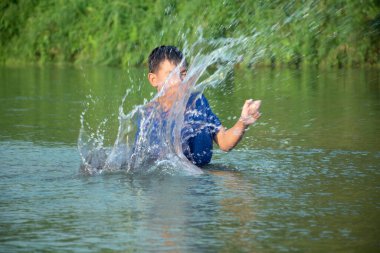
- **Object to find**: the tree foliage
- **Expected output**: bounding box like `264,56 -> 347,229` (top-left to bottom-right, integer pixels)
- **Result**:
1,0 -> 379,67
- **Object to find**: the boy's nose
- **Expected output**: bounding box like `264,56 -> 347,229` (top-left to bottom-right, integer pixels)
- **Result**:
169,72 -> 181,86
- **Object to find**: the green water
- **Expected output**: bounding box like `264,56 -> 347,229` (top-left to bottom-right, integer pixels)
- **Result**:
0,66 -> 379,252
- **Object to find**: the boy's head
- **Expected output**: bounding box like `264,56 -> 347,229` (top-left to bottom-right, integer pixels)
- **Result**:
147,45 -> 187,90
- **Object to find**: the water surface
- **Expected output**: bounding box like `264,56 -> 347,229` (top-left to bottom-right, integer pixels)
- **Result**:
0,66 -> 379,252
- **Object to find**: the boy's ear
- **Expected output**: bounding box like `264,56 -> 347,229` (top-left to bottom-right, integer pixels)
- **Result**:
148,72 -> 158,88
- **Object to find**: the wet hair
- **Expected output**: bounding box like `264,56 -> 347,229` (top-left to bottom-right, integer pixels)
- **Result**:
148,45 -> 185,73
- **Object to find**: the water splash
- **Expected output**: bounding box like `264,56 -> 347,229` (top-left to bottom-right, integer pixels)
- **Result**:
78,32 -> 264,175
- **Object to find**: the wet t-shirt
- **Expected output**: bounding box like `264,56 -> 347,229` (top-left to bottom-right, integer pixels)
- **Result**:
182,93 -> 222,166
135,93 -> 221,166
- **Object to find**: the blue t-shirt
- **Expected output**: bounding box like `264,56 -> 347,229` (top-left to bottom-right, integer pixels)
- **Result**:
134,93 -> 221,166
182,93 -> 221,165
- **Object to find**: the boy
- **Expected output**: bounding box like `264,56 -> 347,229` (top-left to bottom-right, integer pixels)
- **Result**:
142,45 -> 261,166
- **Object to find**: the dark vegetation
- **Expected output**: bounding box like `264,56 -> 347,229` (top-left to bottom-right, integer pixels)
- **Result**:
1,0 -> 379,68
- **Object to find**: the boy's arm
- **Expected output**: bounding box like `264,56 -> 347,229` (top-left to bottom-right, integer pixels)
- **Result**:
214,99 -> 261,152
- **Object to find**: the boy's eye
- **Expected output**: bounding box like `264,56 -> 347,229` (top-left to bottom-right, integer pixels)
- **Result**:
181,71 -> 187,77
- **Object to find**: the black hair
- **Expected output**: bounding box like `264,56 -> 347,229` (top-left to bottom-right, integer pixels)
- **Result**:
148,45 -> 185,73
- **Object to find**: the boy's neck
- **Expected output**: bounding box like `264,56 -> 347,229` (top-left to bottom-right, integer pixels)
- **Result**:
156,85 -> 183,112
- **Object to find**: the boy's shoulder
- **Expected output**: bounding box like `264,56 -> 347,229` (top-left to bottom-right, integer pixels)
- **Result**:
187,92 -> 210,109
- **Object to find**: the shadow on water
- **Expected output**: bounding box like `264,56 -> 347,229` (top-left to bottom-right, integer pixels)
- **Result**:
75,162 -> 258,252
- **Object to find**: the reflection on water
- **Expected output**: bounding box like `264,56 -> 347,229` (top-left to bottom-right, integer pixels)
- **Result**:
0,66 -> 379,252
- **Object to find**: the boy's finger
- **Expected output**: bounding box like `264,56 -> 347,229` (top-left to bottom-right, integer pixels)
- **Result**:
243,100 -> 250,109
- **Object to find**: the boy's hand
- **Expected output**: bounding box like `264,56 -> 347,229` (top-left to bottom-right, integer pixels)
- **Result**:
239,99 -> 261,126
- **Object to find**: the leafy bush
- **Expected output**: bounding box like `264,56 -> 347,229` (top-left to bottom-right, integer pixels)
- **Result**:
1,0 -> 379,67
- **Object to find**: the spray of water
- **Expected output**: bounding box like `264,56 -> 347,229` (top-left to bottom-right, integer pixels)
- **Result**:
78,31 -> 264,175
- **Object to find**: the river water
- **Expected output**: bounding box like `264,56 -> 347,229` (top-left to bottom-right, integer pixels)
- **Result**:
0,66 -> 379,252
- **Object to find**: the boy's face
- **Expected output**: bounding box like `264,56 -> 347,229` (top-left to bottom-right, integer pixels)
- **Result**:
148,59 -> 187,91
